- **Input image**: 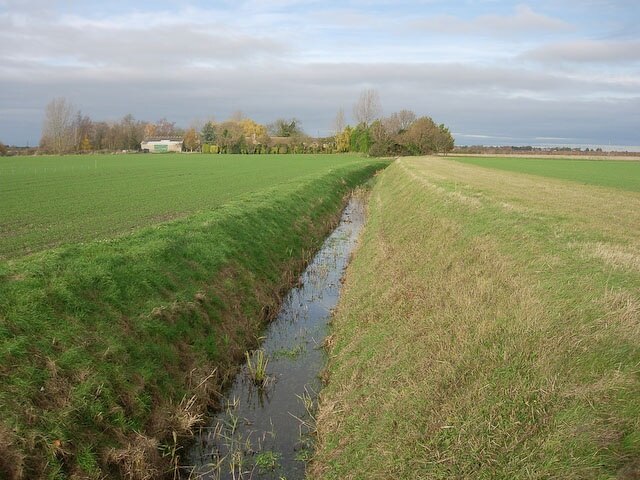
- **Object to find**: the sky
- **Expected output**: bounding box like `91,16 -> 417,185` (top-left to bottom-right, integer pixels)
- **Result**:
0,0 -> 639,148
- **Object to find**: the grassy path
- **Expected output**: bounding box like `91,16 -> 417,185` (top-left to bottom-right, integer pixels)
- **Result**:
313,157 -> 640,479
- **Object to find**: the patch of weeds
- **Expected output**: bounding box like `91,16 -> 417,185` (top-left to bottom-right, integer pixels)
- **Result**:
272,343 -> 305,360
76,446 -> 100,476
245,349 -> 270,386
295,448 -> 312,462
255,450 -> 281,472
297,388 -> 316,423
229,448 -> 247,478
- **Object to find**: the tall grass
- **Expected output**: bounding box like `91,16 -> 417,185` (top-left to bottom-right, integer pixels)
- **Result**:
0,160 -> 387,479
313,157 -> 640,479
245,350 -> 270,387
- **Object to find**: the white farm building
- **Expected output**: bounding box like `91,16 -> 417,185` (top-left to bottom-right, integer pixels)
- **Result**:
141,137 -> 183,153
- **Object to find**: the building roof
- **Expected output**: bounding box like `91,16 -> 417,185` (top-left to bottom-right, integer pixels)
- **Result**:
142,136 -> 184,142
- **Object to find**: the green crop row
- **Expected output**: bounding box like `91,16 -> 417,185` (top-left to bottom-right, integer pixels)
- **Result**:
0,153 -> 367,259
453,155 -> 640,192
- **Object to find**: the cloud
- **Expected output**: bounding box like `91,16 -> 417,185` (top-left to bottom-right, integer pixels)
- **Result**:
522,39 -> 640,64
0,6 -> 291,69
1,58 -> 638,143
0,1 -> 638,148
0,0 -> 51,11
412,4 -> 573,37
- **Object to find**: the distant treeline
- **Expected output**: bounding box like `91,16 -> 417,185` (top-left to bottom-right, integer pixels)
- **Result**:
1,91 -> 455,157
336,113 -> 454,157
454,145 -> 639,156
198,112 -> 454,156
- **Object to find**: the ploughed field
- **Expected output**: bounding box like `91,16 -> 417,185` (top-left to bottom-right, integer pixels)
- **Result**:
0,153 -> 368,259
313,156 -> 640,479
0,153 -> 386,479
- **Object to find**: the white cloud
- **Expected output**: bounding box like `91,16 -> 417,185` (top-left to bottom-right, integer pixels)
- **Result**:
0,8 -> 289,69
412,4 -> 573,36
522,39 -> 640,64
0,1 -> 638,147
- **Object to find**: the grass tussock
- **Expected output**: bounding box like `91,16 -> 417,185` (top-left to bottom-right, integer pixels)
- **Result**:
312,157 -> 640,479
245,349 -> 270,386
0,160 -> 387,479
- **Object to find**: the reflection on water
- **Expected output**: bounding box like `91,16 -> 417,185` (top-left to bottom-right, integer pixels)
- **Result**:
184,197 -> 365,479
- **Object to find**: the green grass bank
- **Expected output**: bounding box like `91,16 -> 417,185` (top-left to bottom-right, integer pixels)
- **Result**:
312,157 -> 640,479
0,159 -> 387,479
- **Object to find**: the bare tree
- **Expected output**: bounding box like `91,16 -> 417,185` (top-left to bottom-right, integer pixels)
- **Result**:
267,118 -> 303,137
41,97 -> 74,154
229,110 -> 245,122
121,114 -> 145,150
384,109 -> 417,134
333,107 -> 346,135
189,118 -> 204,134
72,112 -> 94,151
154,118 -> 176,137
397,109 -> 417,131
353,89 -> 381,127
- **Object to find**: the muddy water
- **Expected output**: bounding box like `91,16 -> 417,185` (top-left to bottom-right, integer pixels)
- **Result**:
184,198 -> 365,479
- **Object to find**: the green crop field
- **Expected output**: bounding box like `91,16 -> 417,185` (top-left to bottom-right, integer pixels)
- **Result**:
453,155 -> 640,192
0,153 -> 368,259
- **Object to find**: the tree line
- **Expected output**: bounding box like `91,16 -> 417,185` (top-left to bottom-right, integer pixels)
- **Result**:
341,89 -> 454,156
34,92 -> 454,156
36,98 -> 320,155
38,98 -> 185,154
197,116 -> 312,154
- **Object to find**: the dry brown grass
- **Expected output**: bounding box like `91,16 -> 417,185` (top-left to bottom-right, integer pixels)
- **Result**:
106,434 -> 161,480
585,243 -> 640,273
312,157 -> 640,479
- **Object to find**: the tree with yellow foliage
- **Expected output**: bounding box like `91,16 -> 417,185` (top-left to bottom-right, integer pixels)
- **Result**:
335,126 -> 352,152
183,128 -> 200,152
80,136 -> 92,152
238,119 -> 267,144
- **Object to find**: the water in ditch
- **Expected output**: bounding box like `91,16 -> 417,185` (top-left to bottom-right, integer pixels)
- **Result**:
183,197 -> 365,479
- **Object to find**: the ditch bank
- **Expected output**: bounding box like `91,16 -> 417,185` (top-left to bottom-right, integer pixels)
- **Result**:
185,196 -> 366,479
311,158 -> 640,478
0,161 -> 387,480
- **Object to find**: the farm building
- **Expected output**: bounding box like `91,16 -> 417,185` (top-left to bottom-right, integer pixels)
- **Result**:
141,137 -> 183,153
